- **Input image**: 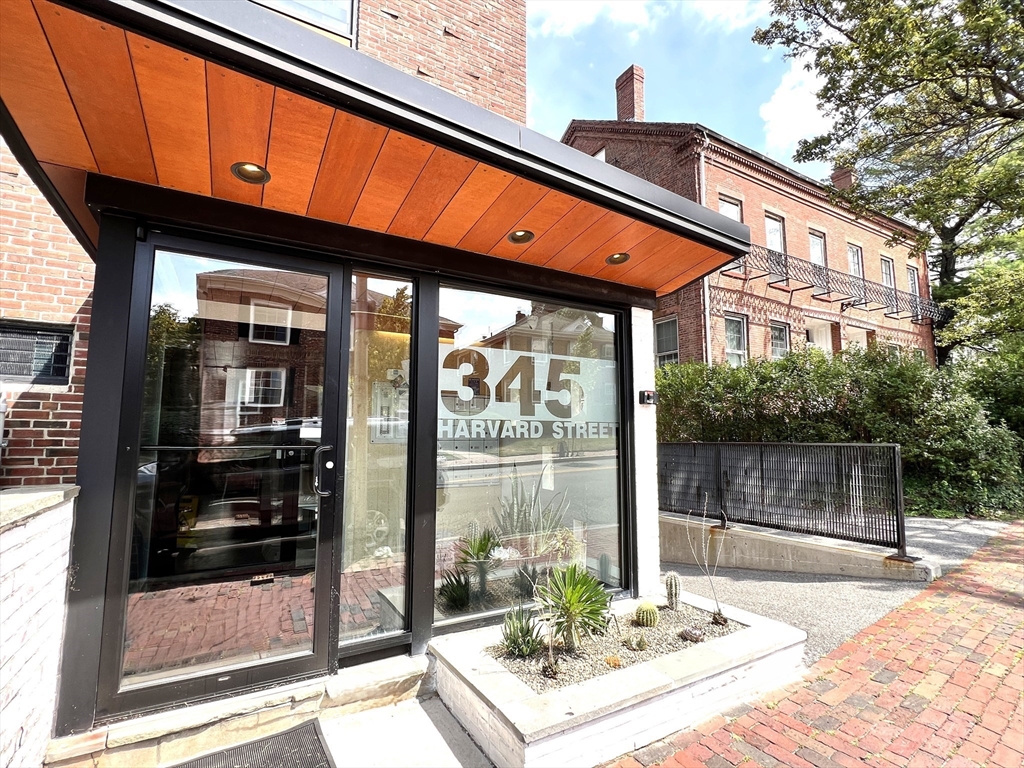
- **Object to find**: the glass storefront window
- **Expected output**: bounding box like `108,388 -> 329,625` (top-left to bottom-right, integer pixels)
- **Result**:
125,251 -> 328,686
434,287 -> 622,621
339,274 -> 413,643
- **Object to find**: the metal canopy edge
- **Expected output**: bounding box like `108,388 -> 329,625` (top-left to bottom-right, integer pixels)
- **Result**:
61,0 -> 750,260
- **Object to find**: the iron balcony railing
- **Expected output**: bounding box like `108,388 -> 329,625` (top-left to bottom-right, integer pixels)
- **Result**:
724,245 -> 949,324
658,442 -> 909,556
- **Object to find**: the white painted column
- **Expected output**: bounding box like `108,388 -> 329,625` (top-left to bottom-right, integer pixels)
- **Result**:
630,307 -> 660,597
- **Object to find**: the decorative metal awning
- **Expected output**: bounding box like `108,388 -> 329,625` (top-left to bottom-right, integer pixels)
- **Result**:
0,0 -> 750,299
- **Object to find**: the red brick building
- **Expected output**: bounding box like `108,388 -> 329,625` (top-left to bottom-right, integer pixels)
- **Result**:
0,0 -> 527,487
563,65 -> 941,369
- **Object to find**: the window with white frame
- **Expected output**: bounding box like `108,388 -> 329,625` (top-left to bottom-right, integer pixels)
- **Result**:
880,256 -> 897,311
764,214 -> 785,252
654,318 -> 679,366
906,265 -> 920,297
245,368 -> 287,407
808,231 -> 826,265
250,299 -> 292,345
718,197 -> 743,271
718,196 -> 742,222
769,322 -> 789,359
847,244 -> 864,278
724,314 -> 747,367
252,0 -> 356,42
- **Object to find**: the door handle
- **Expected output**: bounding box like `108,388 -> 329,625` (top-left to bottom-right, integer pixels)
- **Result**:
312,444 -> 334,497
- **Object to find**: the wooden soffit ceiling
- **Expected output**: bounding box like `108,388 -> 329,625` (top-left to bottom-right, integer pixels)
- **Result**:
0,0 -> 739,295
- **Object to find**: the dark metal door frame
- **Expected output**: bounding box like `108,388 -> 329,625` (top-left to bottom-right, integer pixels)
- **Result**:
92,231 -> 348,720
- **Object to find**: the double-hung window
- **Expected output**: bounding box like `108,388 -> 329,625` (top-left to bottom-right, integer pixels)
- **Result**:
765,214 -> 786,282
718,197 -> 743,271
654,318 -> 679,367
808,231 -> 828,294
724,314 -> 748,367
880,256 -> 897,312
245,368 -> 287,407
847,244 -> 865,302
907,265 -> 922,319
769,322 -> 789,360
250,299 -> 293,345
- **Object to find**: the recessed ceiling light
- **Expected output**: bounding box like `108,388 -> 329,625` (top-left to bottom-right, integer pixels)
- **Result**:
231,161 -> 271,185
507,229 -> 535,245
606,252 -> 631,265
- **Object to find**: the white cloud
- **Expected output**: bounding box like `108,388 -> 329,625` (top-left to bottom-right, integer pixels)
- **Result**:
528,1 -> 659,37
527,0 -> 769,37
758,55 -> 832,175
679,0 -> 771,32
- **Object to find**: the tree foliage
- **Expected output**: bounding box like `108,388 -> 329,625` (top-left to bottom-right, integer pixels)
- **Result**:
656,347 -> 1023,518
754,0 -> 1024,339
938,258 -> 1024,349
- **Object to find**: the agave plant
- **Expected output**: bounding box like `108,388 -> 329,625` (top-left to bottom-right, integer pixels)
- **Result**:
493,466 -> 569,557
437,568 -> 471,611
535,563 -> 609,651
455,528 -> 501,600
501,604 -> 544,658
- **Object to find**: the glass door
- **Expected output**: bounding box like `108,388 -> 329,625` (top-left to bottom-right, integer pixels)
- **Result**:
120,247 -> 338,689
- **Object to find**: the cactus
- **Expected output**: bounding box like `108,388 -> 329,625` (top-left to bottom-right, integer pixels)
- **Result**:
665,571 -> 682,611
634,601 -> 659,628
599,552 -> 612,584
624,631 -> 648,651
605,655 -> 622,668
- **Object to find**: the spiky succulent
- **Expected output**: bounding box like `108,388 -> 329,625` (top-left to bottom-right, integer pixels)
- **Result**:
665,571 -> 682,611
634,601 -> 659,628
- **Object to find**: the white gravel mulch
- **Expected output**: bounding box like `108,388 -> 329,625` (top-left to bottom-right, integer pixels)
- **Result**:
491,603 -> 743,693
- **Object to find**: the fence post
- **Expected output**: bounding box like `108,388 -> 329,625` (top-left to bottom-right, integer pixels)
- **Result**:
893,444 -> 910,559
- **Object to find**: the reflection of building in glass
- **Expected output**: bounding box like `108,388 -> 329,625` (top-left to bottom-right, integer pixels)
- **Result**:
475,303 -> 614,359
193,269 -> 327,446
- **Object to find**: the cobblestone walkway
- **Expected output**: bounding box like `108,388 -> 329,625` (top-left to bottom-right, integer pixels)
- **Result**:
605,522 -> 1024,768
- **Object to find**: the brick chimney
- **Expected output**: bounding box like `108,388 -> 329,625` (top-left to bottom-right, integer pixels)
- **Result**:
830,167 -> 858,190
615,64 -> 644,122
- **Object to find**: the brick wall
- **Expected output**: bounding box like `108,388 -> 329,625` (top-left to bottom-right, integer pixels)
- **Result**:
703,144 -> 935,364
563,122 -> 936,365
0,489 -> 76,768
0,139 -> 93,487
357,0 -> 526,123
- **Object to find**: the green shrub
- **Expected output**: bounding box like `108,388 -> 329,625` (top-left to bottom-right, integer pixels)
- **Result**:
656,346 -> 1024,518
536,563 -> 609,651
502,605 -> 544,658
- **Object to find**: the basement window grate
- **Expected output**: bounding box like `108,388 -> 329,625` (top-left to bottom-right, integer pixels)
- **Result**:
0,322 -> 74,384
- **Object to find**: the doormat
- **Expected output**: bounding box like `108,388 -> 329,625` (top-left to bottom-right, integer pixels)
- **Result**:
170,720 -> 337,768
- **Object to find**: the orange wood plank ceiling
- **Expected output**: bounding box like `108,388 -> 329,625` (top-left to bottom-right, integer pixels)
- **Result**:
0,0 -> 730,294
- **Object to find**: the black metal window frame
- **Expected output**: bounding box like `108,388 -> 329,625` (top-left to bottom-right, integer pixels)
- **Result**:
60,213 -> 640,731
0,319 -> 75,385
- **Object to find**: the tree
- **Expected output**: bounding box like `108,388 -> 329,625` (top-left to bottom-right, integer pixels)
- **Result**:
938,258 -> 1024,350
754,0 -> 1024,360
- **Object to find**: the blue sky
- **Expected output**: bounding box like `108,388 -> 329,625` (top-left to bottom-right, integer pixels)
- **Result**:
526,1 -> 831,180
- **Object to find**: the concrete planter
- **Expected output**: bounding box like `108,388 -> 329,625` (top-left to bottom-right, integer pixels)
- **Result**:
430,591 -> 806,768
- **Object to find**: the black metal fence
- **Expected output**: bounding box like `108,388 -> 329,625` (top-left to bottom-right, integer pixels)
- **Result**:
658,442 -> 907,555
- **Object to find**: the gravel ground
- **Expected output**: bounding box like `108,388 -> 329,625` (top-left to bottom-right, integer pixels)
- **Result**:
493,603 -> 740,693
662,517 -> 1008,666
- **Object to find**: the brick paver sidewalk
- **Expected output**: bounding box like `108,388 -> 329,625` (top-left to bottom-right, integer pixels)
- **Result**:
607,522 -> 1024,768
